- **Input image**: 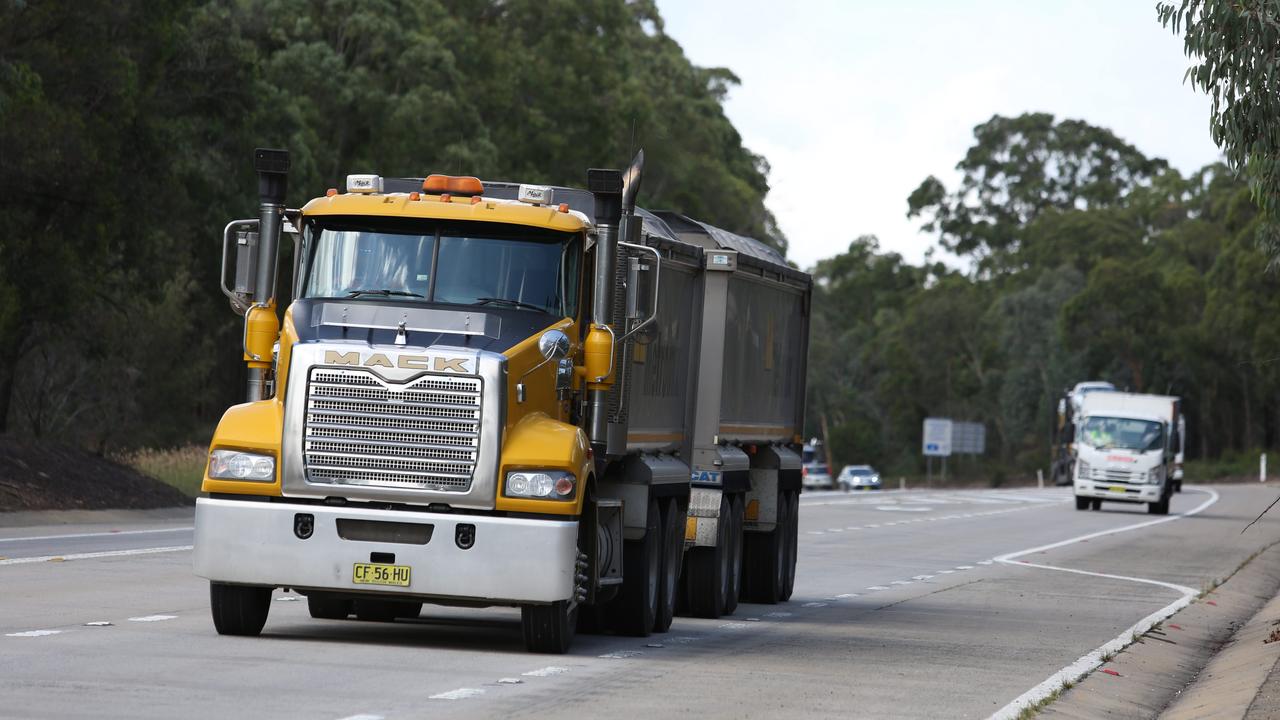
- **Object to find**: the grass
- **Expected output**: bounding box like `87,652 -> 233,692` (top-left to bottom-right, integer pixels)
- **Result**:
118,445 -> 206,498
1015,680 -> 1075,719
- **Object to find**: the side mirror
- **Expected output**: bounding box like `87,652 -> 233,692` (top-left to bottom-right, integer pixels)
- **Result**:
221,218 -> 260,316
539,329 -> 571,362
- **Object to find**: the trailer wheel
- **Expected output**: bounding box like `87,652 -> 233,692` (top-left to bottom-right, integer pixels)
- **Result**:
685,494 -> 731,618
781,491 -> 799,601
307,595 -> 352,620
1074,496 -> 1089,511
210,582 -> 271,636
522,600 -> 576,654
613,498 -> 660,636
653,499 -> 684,633
723,494 -> 744,616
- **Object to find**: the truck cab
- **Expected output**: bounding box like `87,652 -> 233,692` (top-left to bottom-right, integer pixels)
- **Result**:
1072,392 -> 1181,515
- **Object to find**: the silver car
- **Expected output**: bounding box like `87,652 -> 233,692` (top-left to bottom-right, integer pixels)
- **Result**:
802,463 -> 834,489
838,465 -> 881,491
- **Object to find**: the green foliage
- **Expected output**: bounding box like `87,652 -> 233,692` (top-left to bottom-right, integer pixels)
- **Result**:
0,0 -> 779,446
1158,0 -> 1280,254
811,112 -> 1279,476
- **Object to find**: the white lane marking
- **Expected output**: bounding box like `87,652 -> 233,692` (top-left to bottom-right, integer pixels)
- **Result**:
0,545 -> 192,566
988,488 -> 1219,720
865,585 -> 890,591
672,636 -> 702,643
6,629 -> 61,637
978,560 -> 994,565
890,580 -> 913,586
765,612 -> 793,618
836,593 -> 859,599
878,505 -> 931,512
522,666 -> 569,677
430,688 -> 484,700
84,621 -> 113,626
802,602 -> 828,608
912,575 -> 935,580
955,565 -> 975,570
827,528 -> 844,533
937,570 -> 955,574
128,615 -> 177,623
806,531 -> 825,536
0,527 -> 193,543
719,622 -> 749,629
497,678 -> 523,684
599,650 -> 643,659
337,715 -> 385,720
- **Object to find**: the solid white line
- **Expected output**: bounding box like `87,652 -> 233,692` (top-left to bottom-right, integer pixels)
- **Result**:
5,629 -> 61,637
0,545 -> 192,566
128,615 -> 177,623
336,715 -> 384,720
522,666 -> 569,677
988,487 -> 1219,720
0,527 -> 193,543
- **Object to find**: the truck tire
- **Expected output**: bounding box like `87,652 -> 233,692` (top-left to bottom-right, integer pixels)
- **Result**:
1075,496 -> 1089,511
773,486 -> 793,599
654,499 -> 684,633
522,600 -> 576,654
742,492 -> 786,604
307,595 -> 352,620
1148,494 -> 1170,515
210,582 -> 271,636
723,494 -> 744,616
685,494 -> 731,618
612,498 -> 660,636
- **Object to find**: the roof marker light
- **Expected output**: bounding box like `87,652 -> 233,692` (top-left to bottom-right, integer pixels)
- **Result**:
517,184 -> 554,205
440,193 -> 452,203
471,195 -> 482,205
557,202 -> 569,213
346,174 -> 383,193
325,188 -> 338,197
409,191 -> 420,201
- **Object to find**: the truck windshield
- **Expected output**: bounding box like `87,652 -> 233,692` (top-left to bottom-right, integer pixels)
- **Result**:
1079,417 -> 1163,452
303,217 -> 579,316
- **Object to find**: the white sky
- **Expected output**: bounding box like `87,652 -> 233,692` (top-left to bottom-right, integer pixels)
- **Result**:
656,0 -> 1224,270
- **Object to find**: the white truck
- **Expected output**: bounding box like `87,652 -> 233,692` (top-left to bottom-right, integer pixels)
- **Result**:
1072,392 -> 1182,514
1050,381 -> 1115,485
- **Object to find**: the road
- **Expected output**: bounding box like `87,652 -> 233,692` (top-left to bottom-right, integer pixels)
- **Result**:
2,484 -> 1278,719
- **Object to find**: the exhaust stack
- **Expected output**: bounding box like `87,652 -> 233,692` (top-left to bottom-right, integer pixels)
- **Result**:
245,148 -> 289,401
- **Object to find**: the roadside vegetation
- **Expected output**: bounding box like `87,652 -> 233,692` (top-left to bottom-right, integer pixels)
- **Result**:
118,446 -> 207,499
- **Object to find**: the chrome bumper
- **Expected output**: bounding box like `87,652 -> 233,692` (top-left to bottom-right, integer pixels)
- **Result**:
1073,481 -> 1163,502
193,497 -> 578,605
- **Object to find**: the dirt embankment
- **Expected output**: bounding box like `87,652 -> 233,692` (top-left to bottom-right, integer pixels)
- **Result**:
0,435 -> 191,512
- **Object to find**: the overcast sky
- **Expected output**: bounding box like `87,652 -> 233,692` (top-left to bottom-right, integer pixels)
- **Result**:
655,0 -> 1224,270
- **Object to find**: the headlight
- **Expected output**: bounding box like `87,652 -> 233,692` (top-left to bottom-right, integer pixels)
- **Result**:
505,470 -> 575,500
1077,461 -> 1091,479
208,449 -> 276,482
1147,467 -> 1163,485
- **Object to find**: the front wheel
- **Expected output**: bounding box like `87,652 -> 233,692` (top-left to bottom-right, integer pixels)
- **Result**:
1074,496 -> 1089,511
210,582 -> 271,636
1148,495 -> 1170,515
522,600 -> 576,653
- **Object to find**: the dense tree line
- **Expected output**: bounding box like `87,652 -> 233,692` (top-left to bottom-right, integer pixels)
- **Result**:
0,0 -> 779,448
809,113 -> 1276,478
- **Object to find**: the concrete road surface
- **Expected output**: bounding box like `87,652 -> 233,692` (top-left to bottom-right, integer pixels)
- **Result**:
3,484 -> 1278,719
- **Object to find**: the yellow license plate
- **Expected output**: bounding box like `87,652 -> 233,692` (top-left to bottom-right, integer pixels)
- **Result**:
352,563 -> 411,587
1109,486 -> 1127,493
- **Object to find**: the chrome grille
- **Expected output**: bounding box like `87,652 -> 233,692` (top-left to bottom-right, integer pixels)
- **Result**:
304,368 -> 482,492
1085,466 -> 1139,484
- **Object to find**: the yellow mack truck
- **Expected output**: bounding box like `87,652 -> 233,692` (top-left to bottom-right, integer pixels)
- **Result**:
194,149 -> 811,652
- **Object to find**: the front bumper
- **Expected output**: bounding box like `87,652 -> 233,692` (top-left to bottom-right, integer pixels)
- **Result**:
193,497 -> 578,605
1074,481 -> 1162,503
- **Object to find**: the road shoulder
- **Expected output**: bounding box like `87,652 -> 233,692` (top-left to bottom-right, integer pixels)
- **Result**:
1038,541 -> 1280,719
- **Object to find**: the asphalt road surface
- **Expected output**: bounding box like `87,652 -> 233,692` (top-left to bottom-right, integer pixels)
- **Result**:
3,484 -> 1278,719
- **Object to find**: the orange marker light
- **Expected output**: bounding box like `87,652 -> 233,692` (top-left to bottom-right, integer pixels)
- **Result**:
325,188 -> 338,197
558,203 -> 569,213
423,174 -> 484,196
471,195 -> 482,204
409,191 -> 420,201
440,193 -> 452,203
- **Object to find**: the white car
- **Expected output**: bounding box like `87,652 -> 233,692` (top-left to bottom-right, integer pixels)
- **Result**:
802,463 -> 833,489
838,465 -> 881,491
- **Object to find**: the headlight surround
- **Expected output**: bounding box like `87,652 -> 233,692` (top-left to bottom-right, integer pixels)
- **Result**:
1147,467 -> 1163,485
208,449 -> 276,482
1077,461 -> 1091,479
505,470 -> 575,501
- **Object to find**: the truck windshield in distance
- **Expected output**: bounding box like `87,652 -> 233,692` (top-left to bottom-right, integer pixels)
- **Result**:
303,217 -> 579,316
1079,416 -> 1163,452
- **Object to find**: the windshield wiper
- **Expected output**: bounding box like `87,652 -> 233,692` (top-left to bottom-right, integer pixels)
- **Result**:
345,289 -> 425,299
473,297 -> 545,312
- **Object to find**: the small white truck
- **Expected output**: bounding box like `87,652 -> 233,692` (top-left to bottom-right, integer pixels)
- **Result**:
1072,392 -> 1183,514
